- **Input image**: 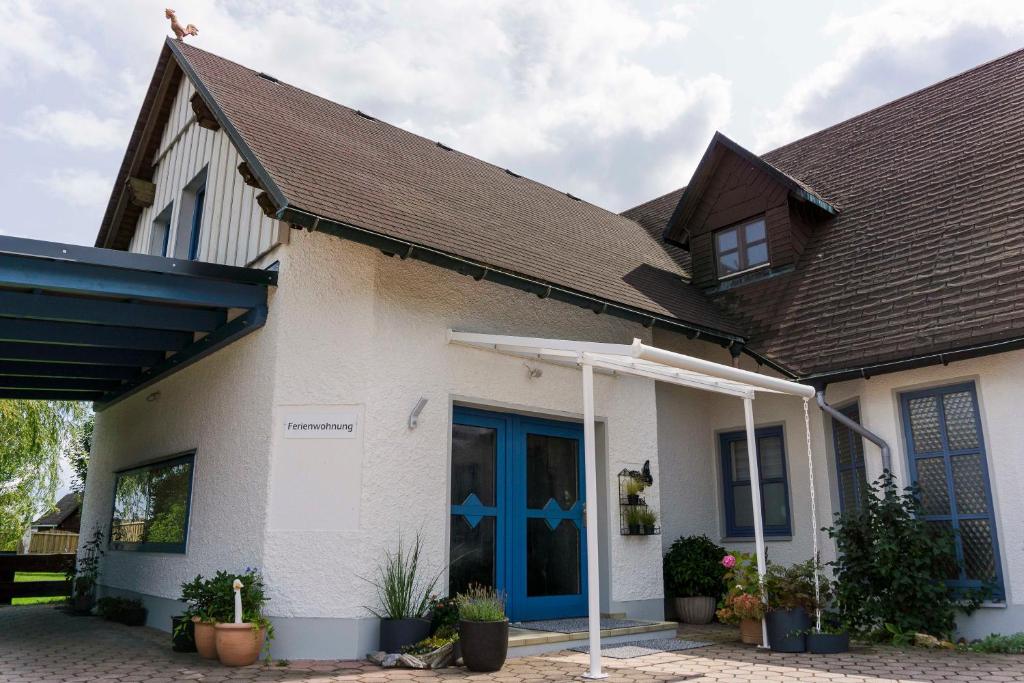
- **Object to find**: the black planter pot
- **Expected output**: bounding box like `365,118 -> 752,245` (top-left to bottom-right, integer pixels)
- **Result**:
379,617 -> 431,653
459,619 -> 509,672
120,606 -> 147,626
808,631 -> 850,654
626,495 -> 641,505
765,608 -> 810,653
642,524 -> 655,535
172,616 -> 197,652
627,524 -> 640,535
71,593 -> 95,616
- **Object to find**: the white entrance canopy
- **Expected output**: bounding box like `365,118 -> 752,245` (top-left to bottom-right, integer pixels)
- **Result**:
447,331 -> 816,678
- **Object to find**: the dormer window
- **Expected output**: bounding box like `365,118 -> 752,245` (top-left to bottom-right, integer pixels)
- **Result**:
716,217 -> 768,277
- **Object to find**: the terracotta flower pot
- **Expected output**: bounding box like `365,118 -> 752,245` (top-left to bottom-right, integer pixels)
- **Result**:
739,618 -> 763,645
192,617 -> 218,659
214,623 -> 266,667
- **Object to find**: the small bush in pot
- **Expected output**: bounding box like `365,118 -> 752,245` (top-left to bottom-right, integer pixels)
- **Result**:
213,570 -> 274,667
663,535 -> 726,624
715,552 -> 764,644
179,573 -> 219,659
457,584 -> 508,672
171,615 -> 197,652
763,559 -> 825,653
364,532 -> 440,653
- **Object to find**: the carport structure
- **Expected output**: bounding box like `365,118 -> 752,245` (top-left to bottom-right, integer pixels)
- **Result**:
0,235 -> 275,408
448,330 -> 818,679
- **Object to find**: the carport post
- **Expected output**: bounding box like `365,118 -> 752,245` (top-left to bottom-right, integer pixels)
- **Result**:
743,395 -> 770,648
581,362 -> 607,679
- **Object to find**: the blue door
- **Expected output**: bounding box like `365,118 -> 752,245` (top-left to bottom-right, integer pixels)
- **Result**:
449,407 -> 587,622
900,382 -> 1004,598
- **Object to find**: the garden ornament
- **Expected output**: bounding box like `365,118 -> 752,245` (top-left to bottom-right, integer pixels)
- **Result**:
165,9 -> 199,41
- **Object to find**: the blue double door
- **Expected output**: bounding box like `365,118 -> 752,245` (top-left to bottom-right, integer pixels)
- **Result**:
449,407 -> 587,622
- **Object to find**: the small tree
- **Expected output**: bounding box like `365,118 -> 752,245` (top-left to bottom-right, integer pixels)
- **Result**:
826,472 -> 969,639
663,534 -> 727,599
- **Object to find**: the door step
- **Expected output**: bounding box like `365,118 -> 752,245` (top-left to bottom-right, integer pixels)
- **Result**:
507,621 -> 678,657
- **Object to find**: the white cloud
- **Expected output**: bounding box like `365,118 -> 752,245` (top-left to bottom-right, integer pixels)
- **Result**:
0,0 -> 101,83
40,169 -> 111,208
757,0 -> 1024,150
10,106 -> 129,150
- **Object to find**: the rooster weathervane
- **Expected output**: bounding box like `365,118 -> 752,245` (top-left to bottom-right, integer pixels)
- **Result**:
165,8 -> 199,41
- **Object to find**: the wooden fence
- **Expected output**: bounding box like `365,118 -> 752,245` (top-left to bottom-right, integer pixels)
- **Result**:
28,531 -> 79,555
0,553 -> 75,605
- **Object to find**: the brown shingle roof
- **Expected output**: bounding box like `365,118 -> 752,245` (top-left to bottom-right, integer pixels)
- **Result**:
31,493 -> 80,528
624,47 -> 1024,377
160,41 -> 743,338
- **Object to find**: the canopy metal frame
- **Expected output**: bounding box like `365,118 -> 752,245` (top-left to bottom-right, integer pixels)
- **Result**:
0,235 -> 276,408
448,330 -> 815,678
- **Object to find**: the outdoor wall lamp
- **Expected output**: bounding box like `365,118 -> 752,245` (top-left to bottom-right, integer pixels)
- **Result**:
408,396 -> 428,429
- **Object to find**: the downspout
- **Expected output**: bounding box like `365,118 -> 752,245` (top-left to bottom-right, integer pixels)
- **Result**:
815,390 -> 892,472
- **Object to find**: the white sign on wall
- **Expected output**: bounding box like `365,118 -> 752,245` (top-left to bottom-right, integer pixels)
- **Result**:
282,410 -> 359,439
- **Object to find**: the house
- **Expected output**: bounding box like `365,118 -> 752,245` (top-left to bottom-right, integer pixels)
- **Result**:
11,38 -> 1020,658
20,493 -> 81,554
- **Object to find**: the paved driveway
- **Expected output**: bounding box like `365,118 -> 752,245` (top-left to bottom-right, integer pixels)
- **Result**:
1,605 -> 1022,682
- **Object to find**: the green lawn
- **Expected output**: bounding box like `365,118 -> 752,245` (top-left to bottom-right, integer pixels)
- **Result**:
11,572 -> 69,605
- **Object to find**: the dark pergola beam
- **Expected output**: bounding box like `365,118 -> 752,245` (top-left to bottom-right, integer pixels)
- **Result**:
0,342 -> 164,366
0,252 -> 268,309
0,360 -> 139,380
0,318 -> 192,351
0,376 -> 122,392
0,290 -> 226,332
98,305 -> 268,409
0,388 -> 105,401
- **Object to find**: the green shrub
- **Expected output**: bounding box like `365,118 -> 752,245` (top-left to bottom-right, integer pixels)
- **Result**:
764,558 -> 831,612
826,472 -> 980,639
456,584 -> 506,622
663,535 -> 726,598
965,632 -> 1024,654
178,568 -> 271,632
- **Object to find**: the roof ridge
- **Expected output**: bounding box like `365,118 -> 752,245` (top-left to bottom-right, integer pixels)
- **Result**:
763,44 -> 1024,158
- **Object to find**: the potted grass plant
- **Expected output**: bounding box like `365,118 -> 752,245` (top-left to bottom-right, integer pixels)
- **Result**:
663,535 -> 726,624
639,508 -> 658,535
457,584 -> 508,672
625,506 -> 644,535
365,532 -> 441,653
624,477 -> 645,505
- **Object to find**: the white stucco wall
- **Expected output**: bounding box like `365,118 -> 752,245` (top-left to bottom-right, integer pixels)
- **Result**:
78,262 -> 283,609
822,350 -> 1024,636
260,229 -> 665,626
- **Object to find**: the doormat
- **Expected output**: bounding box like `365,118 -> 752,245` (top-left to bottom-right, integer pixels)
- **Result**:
513,617 -> 655,633
570,638 -> 712,659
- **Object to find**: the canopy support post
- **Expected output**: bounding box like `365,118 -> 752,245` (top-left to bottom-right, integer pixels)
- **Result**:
581,362 -> 607,679
743,395 -> 769,648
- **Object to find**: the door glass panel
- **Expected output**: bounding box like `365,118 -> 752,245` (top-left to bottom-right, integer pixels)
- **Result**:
732,484 -> 754,528
452,424 -> 497,506
526,518 -> 580,597
762,482 -> 788,527
759,436 -> 784,479
526,434 -> 578,510
907,396 -> 942,453
943,391 -> 980,450
916,457 -> 951,515
449,515 -> 495,595
952,454 -> 988,514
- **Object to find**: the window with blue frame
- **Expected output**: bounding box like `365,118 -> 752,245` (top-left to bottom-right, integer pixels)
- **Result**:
900,382 -> 1004,599
110,452 -> 195,553
187,186 -> 205,260
720,426 -> 791,537
831,403 -> 868,513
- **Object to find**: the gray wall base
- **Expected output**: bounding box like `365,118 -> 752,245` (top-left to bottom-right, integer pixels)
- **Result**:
606,597 -> 665,622
99,585 -> 380,660
956,604 -> 1024,640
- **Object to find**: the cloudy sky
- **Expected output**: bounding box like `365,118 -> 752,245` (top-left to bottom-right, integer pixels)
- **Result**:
3,0 -> 1024,248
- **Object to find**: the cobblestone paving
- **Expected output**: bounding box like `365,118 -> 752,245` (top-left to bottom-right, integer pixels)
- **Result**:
2,605 -> 1023,682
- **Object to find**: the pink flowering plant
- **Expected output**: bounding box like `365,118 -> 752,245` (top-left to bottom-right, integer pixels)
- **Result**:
715,551 -> 766,624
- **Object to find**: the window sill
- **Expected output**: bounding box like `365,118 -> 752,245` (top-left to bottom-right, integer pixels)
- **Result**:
720,536 -> 792,544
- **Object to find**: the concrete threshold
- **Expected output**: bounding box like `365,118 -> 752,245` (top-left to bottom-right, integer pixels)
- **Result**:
507,621 -> 678,658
